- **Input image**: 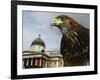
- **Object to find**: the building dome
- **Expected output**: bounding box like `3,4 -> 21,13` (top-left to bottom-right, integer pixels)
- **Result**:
31,35 -> 45,48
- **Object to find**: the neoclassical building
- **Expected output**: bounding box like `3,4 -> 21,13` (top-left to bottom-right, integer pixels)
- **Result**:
22,35 -> 64,68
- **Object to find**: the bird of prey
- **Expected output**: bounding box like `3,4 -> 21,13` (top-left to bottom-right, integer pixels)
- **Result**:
51,15 -> 89,66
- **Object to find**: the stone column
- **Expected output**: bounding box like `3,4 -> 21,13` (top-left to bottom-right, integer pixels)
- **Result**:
31,58 -> 33,66
22,60 -> 24,68
39,58 -> 41,67
35,58 -> 37,66
26,59 -> 29,66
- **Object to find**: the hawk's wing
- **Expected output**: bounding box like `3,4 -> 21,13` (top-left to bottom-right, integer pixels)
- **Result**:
60,26 -> 89,66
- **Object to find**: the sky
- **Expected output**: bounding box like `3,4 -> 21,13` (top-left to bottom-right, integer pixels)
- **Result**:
22,11 -> 89,51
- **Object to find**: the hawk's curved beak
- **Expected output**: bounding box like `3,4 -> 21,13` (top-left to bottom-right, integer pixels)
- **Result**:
50,18 -> 63,29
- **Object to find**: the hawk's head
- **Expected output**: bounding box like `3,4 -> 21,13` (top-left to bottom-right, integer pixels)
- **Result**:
51,15 -> 80,31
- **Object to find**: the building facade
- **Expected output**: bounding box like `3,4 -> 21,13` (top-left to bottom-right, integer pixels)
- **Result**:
22,35 -> 64,68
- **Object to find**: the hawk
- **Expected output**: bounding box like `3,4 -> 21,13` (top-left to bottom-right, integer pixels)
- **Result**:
51,15 -> 89,66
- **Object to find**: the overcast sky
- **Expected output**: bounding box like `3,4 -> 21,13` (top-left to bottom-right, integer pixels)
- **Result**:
22,11 -> 89,51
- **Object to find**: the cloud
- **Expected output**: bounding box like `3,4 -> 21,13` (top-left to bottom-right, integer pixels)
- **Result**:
22,11 -> 89,51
